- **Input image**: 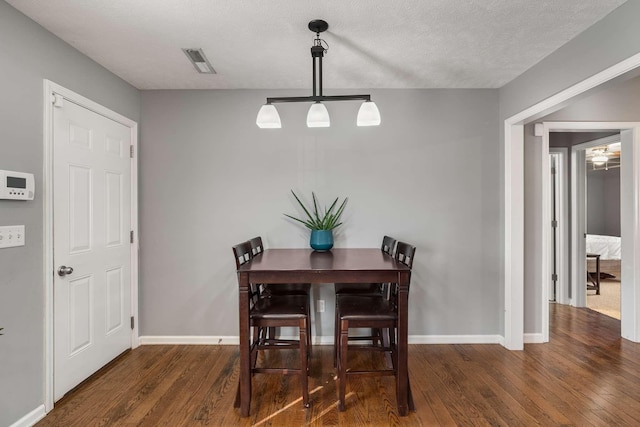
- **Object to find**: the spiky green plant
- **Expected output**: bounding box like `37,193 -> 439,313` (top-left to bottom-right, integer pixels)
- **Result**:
284,190 -> 348,230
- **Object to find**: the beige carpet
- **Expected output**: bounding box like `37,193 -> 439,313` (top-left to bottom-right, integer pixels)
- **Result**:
586,265 -> 620,320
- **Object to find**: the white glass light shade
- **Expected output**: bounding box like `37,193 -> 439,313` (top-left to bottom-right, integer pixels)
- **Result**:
357,101 -> 381,126
307,103 -> 330,127
592,155 -> 608,165
256,104 -> 281,128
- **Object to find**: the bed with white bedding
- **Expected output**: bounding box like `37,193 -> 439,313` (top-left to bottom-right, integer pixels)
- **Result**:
586,234 -> 621,260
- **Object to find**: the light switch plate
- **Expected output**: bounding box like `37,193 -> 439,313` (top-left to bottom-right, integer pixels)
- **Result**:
0,225 -> 25,249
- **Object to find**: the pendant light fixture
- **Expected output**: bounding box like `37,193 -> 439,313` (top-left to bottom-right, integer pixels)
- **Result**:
256,20 -> 381,129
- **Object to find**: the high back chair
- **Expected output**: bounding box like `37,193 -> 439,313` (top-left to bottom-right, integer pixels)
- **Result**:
232,240 -> 310,409
249,236 -> 312,297
335,241 -> 416,411
333,235 -> 397,365
334,235 -> 396,296
247,236 -> 312,350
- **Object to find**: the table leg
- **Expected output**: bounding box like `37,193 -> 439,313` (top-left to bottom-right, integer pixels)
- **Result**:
238,272 -> 251,417
396,271 -> 410,416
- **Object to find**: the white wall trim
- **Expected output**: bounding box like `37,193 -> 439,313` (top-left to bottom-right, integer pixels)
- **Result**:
43,80 -> 140,412
524,333 -> 545,344
503,52 -> 640,350
540,123 -> 551,342
550,122 -> 640,343
8,405 -> 46,427
139,336 -> 241,345
139,335 -> 503,345
504,123 -> 524,350
549,147 -> 569,306
409,335 -> 503,344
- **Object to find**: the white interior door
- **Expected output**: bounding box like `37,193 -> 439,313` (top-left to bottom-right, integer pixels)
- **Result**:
53,99 -> 132,401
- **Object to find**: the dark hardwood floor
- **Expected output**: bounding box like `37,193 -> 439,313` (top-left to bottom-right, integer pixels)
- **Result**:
37,304 -> 640,426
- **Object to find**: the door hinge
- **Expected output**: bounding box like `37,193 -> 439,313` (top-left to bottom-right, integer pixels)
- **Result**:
551,166 -> 556,175
551,220 -> 558,228
130,145 -> 134,158
130,230 -> 134,244
130,316 -> 135,330
551,273 -> 558,281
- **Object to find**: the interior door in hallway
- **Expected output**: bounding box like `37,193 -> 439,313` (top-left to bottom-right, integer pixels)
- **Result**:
53,99 -> 132,401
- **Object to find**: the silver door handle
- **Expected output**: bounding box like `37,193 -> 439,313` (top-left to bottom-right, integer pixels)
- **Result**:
57,266 -> 74,277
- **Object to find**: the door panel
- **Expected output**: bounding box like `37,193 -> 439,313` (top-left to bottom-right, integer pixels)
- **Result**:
53,100 -> 132,401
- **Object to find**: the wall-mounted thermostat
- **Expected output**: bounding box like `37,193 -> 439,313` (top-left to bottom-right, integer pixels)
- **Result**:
0,170 -> 35,200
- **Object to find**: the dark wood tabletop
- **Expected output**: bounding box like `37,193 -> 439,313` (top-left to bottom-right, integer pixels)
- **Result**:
235,248 -> 413,417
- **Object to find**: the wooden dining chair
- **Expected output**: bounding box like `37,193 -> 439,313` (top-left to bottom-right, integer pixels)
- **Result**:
335,241 -> 416,412
248,236 -> 312,351
232,240 -> 310,408
334,235 -> 396,296
333,235 -> 397,365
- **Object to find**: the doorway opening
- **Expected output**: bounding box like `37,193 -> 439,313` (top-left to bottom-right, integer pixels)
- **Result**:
502,51 -> 640,349
548,133 -> 622,318
539,123 -> 638,344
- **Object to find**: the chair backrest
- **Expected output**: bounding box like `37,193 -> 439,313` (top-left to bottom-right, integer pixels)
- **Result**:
248,236 -> 264,257
232,241 -> 253,270
387,241 -> 416,308
395,241 -> 416,269
232,240 -> 263,305
381,235 -> 397,256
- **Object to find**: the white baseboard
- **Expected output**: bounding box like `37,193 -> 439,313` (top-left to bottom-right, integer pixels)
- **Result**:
9,405 -> 46,427
139,336 -> 239,345
408,335 -> 503,344
524,333 -> 546,343
139,334 -> 504,346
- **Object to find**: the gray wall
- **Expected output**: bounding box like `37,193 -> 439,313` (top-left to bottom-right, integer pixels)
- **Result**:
587,167 -> 621,236
0,2 -> 140,425
500,0 -> 640,336
139,89 -> 501,339
499,1 -> 640,120
520,74 -> 640,334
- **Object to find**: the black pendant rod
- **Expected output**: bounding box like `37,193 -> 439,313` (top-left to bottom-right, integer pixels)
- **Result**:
264,19 -> 373,106
267,94 -> 371,104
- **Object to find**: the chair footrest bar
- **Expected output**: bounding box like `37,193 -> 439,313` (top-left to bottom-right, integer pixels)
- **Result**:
253,368 -> 303,375
346,369 -> 396,377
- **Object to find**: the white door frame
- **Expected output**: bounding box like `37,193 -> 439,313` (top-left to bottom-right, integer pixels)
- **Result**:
43,80 -> 139,412
543,125 -> 639,344
569,133 -> 622,308
503,52 -> 640,350
549,147 -> 569,307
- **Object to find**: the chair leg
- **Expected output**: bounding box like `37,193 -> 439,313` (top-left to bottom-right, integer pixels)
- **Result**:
268,327 -> 276,342
233,380 -> 241,408
338,319 -> 348,412
299,318 -> 310,408
333,298 -> 340,367
251,327 -> 260,368
407,377 -> 416,411
306,302 -> 312,354
383,327 -> 394,369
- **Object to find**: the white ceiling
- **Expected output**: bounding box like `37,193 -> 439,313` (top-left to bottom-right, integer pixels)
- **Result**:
6,0 -> 627,90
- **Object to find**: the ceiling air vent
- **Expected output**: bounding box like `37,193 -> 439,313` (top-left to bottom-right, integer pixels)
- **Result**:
182,48 -> 216,74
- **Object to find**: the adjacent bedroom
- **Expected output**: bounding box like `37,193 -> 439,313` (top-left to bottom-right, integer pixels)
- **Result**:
585,140 -> 621,319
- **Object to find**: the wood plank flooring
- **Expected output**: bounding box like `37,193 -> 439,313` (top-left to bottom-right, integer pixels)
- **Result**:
37,304 -> 640,426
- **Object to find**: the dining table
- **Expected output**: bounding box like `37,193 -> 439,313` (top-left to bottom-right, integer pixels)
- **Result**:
235,248 -> 413,417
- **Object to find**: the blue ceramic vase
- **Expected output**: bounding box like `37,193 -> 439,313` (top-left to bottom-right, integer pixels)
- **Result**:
310,229 -> 333,251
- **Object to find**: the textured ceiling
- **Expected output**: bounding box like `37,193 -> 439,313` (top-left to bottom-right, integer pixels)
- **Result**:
6,0 -> 627,90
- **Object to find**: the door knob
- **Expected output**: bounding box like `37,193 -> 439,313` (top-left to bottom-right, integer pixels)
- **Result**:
57,266 -> 74,277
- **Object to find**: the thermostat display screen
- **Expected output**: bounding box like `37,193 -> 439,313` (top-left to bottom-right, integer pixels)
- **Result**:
7,176 -> 27,189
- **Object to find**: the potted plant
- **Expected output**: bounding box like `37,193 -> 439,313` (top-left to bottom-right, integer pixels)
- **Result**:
284,190 -> 348,251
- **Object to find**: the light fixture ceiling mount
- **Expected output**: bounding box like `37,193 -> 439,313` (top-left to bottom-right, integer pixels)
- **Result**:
256,20 -> 380,129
